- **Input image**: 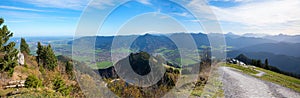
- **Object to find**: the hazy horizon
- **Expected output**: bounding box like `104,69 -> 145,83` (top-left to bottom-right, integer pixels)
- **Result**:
1,0 -> 300,37
11,32 -> 300,38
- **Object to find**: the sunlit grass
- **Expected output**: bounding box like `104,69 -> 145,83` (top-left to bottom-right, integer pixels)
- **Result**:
223,63 -> 259,74
255,67 -> 300,92
89,61 -> 113,69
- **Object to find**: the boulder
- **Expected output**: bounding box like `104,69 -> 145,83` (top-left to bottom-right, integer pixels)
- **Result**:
17,52 -> 24,65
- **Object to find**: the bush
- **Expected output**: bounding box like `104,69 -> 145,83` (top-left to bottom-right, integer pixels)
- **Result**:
53,76 -> 71,96
65,61 -> 73,75
60,86 -> 72,96
7,68 -> 14,77
25,75 -> 42,88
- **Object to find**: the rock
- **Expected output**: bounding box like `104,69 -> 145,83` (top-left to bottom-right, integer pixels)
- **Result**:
17,52 -> 24,65
226,58 -> 247,66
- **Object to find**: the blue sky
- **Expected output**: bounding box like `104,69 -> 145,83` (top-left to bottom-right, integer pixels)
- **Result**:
0,0 -> 300,37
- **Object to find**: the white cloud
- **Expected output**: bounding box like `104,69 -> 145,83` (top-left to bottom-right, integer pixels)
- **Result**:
212,0 -> 300,26
16,0 -> 89,10
6,20 -> 29,23
0,5 -> 46,12
172,12 -> 189,17
209,0 -> 253,2
136,0 -> 152,5
88,0 -> 118,10
16,0 -> 128,10
211,0 -> 300,35
188,0 -> 300,35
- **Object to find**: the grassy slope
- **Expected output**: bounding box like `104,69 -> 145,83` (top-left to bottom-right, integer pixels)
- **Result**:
256,67 -> 300,92
0,55 -> 82,97
89,61 -> 113,69
223,63 -> 300,92
224,63 -> 259,74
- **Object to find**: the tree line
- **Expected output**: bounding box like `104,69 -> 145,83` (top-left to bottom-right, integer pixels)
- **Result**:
0,18 -> 59,75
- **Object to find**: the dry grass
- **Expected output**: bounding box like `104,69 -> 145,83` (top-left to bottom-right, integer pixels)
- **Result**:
190,62 -> 224,98
0,54 -> 84,97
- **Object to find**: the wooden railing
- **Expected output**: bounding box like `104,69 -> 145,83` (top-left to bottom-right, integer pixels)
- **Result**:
3,80 -> 26,89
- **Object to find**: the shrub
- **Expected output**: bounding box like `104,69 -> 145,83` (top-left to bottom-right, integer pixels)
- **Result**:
7,68 -> 14,77
65,61 -> 73,75
60,86 -> 72,96
25,75 -> 42,88
53,76 -> 71,96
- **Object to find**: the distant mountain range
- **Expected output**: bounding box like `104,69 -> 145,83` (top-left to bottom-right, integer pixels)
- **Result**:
70,32 -> 300,74
264,34 -> 300,43
239,42 -> 300,57
227,33 -> 300,43
70,33 -> 210,52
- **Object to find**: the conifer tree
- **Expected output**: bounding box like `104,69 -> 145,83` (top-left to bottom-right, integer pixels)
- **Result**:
0,18 -> 18,76
257,60 -> 262,68
265,59 -> 269,70
36,42 -> 43,65
20,38 -> 30,54
36,43 -> 57,70
65,61 -> 73,75
43,44 -> 57,70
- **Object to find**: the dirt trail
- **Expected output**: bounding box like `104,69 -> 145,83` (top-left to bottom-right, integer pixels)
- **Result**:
220,67 -> 300,98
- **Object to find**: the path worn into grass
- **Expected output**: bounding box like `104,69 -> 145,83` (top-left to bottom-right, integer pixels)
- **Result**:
220,67 -> 300,98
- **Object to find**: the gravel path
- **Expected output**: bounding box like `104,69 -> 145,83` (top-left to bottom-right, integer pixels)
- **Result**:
254,69 -> 265,77
220,67 -> 300,98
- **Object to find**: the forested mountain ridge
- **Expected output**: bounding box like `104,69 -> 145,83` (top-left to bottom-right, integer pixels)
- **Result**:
71,33 -> 300,75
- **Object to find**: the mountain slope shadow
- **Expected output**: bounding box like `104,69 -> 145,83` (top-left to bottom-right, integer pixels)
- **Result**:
96,51 -> 181,97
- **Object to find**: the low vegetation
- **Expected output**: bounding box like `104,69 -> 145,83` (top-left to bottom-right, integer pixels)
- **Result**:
25,75 -> 42,88
224,63 -> 258,74
89,61 -> 113,69
256,67 -> 300,92
53,76 -> 72,96
191,62 -> 224,98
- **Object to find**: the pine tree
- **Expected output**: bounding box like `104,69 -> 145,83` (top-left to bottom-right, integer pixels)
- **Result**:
36,42 -> 43,65
0,18 -> 18,76
20,38 -> 30,54
36,42 -> 58,70
46,44 -> 57,70
265,59 -> 269,70
257,60 -> 262,68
